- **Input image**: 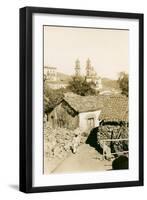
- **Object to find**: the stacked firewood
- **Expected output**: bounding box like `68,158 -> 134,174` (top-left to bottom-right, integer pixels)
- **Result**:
97,124 -> 129,154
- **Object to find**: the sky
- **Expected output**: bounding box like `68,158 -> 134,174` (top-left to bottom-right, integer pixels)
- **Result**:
44,26 -> 129,80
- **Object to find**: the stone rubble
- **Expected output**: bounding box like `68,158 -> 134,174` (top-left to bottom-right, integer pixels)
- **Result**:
44,122 -> 129,162
44,122 -> 88,161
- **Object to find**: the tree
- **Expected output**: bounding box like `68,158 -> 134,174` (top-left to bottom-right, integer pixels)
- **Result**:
44,81 -> 64,114
67,76 -> 97,96
118,72 -> 128,97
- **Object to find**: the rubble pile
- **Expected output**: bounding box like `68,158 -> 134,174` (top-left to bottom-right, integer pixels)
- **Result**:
44,123 -> 87,161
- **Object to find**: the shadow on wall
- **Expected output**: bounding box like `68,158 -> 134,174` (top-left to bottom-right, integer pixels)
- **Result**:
86,127 -> 103,154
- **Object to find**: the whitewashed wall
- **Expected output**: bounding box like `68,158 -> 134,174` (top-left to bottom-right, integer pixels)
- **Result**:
79,110 -> 101,131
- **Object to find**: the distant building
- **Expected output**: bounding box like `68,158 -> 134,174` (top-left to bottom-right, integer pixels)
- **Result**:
44,58 -> 103,91
44,66 -> 69,89
44,66 -> 57,81
75,59 -> 80,76
47,80 -> 69,90
99,89 -> 121,95
85,58 -> 102,90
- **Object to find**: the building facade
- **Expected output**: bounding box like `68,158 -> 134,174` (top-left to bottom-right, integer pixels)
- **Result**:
47,95 -> 102,132
44,66 -> 57,81
44,66 -> 69,89
75,59 -> 81,77
85,58 -> 102,90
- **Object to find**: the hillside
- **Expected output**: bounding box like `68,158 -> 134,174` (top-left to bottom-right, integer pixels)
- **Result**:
57,72 -> 72,82
56,72 -> 120,92
101,78 -> 120,91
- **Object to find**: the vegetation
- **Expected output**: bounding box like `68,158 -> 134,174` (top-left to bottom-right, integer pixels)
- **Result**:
102,78 -> 119,90
118,72 -> 128,97
44,75 -> 99,115
44,81 -> 64,114
67,76 -> 97,96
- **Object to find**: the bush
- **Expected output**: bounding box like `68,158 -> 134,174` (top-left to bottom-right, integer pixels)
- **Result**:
67,76 -> 97,96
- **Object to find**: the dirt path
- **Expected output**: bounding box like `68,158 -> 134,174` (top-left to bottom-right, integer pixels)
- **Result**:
51,144 -> 112,174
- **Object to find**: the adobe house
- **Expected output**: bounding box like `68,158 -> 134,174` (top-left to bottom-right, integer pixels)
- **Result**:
47,95 -> 103,131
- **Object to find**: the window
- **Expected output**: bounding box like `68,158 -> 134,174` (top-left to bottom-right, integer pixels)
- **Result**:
87,118 -> 95,128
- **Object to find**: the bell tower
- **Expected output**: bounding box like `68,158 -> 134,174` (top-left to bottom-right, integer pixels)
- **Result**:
86,58 -> 92,76
75,59 -> 80,76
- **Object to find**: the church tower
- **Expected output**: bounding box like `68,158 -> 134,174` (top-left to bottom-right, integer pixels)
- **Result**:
86,58 -> 92,76
75,59 -> 80,76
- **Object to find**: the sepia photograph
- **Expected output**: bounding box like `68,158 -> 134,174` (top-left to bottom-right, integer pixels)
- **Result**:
19,7 -> 143,193
43,25 -> 129,174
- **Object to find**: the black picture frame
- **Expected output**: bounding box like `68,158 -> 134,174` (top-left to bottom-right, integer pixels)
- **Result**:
19,6 -> 144,193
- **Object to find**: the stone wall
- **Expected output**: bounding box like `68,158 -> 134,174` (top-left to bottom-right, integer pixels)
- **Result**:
97,122 -> 129,154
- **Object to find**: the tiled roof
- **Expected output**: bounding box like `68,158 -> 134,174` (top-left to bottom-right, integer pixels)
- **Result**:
61,94 -> 128,121
99,95 -> 128,122
63,95 -> 103,113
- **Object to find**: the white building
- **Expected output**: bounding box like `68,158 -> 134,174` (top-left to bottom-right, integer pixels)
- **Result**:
44,66 -> 57,81
85,58 -> 102,90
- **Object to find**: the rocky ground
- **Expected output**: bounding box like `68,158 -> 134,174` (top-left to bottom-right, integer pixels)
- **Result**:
44,123 -> 88,173
44,123 -> 112,174
51,144 -> 112,174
